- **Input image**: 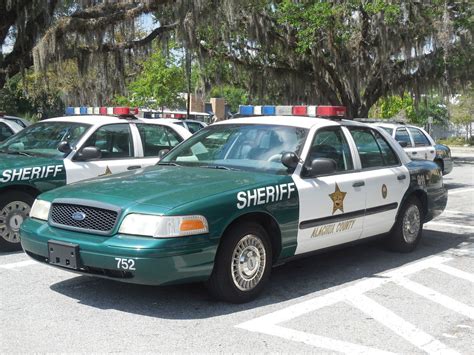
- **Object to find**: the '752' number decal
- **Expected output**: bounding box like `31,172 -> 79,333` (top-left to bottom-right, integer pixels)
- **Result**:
115,258 -> 136,271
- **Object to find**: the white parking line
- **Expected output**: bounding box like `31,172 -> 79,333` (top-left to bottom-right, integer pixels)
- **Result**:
443,210 -> 473,215
0,260 -> 36,270
348,293 -> 459,355
425,222 -> 474,231
237,254 -> 473,354
256,324 -> 396,355
432,264 -> 474,283
448,188 -> 474,195
393,277 -> 474,319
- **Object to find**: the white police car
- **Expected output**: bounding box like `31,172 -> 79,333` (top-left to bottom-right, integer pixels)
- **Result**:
0,118 -> 23,142
0,107 -> 191,251
373,122 -> 453,175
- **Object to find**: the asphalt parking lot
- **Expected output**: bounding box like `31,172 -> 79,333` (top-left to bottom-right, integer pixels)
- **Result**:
1,151 -> 473,353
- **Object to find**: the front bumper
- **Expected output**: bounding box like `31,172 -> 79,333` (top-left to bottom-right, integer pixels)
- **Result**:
20,218 -> 217,286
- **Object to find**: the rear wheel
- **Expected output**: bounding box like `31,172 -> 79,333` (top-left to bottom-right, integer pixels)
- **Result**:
386,196 -> 423,253
0,191 -> 34,252
207,222 -> 272,303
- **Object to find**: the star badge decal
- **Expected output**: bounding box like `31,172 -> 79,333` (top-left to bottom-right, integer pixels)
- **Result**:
329,183 -> 347,215
99,166 -> 112,177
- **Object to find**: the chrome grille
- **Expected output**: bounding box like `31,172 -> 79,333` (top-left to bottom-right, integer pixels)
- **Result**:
49,203 -> 118,234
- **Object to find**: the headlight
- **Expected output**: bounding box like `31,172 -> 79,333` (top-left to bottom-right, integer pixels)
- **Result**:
118,214 -> 208,238
30,199 -> 51,221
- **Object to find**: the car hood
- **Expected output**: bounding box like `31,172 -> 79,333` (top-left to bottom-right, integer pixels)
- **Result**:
0,153 -> 62,171
41,165 -> 285,213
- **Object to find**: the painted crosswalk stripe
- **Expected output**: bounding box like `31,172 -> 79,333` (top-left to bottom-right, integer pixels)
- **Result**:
0,260 -> 36,270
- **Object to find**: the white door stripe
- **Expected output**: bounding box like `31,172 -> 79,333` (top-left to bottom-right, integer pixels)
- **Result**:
348,293 -> 459,355
0,260 -> 37,270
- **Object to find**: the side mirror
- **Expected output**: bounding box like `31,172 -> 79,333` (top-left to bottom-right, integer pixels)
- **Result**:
75,146 -> 101,161
158,148 -> 170,159
398,141 -> 408,148
57,141 -> 72,154
281,151 -> 299,169
304,158 -> 337,178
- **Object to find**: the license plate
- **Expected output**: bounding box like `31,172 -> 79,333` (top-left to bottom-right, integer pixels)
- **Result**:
48,240 -> 80,270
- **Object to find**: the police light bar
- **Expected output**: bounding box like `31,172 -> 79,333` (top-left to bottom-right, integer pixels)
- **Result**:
238,105 -> 347,118
65,107 -> 139,116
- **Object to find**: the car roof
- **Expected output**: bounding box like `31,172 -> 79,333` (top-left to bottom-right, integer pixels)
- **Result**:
213,116 -> 372,130
41,115 -> 193,138
0,118 -> 23,131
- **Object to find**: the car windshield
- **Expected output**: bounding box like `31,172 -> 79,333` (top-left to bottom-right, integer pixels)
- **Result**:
161,124 -> 308,174
379,126 -> 393,135
0,121 -> 90,157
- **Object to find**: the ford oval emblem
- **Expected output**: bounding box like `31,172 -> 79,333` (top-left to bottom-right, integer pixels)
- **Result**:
71,211 -> 86,221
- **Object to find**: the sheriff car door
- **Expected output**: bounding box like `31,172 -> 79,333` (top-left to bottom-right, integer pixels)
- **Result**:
64,123 -> 137,183
347,127 -> 410,238
132,123 -> 186,167
407,127 -> 436,161
293,126 -> 366,255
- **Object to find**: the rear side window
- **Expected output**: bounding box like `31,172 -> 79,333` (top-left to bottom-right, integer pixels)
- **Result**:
307,128 -> 353,171
395,128 -> 412,146
349,128 -> 399,169
0,123 -> 14,141
408,127 -> 431,146
186,122 -> 204,133
83,124 -> 133,159
137,124 -> 183,157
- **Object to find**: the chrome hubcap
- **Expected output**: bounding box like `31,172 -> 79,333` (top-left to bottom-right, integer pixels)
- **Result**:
402,205 -> 420,243
0,201 -> 31,243
231,235 -> 266,291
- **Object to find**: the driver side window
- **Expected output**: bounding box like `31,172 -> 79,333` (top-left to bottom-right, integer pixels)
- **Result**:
82,124 -> 133,159
307,128 -> 354,172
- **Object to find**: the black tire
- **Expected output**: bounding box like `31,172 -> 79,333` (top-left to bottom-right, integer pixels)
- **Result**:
207,222 -> 272,303
386,196 -> 423,253
0,191 -> 34,252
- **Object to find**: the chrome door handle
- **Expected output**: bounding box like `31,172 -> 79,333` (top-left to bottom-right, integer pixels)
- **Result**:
412,152 -> 417,155
397,174 -> 406,180
352,181 -> 365,187
127,165 -> 141,170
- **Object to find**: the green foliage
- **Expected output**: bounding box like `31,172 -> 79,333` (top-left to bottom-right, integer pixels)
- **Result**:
0,74 -> 64,120
116,48 -> 185,109
370,95 -> 448,126
449,90 -> 474,126
438,136 -> 474,146
209,85 -> 249,112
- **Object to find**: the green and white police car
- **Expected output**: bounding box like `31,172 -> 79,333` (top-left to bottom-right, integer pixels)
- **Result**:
20,106 -> 447,303
0,107 -> 191,251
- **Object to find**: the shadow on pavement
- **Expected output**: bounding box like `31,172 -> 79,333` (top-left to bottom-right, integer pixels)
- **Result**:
50,229 -> 472,319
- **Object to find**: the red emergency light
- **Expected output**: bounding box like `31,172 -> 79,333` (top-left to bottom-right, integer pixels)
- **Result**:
292,106 -> 308,116
317,106 -> 346,117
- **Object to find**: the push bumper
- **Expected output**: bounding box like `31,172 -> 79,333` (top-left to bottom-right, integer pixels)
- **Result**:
20,218 -> 217,286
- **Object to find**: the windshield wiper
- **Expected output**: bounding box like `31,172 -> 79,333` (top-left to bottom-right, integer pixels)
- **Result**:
157,162 -> 181,166
3,151 -> 33,157
200,165 -> 236,171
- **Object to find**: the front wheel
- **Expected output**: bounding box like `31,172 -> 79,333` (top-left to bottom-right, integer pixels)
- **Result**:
0,191 -> 34,252
386,196 -> 423,253
207,222 -> 272,303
